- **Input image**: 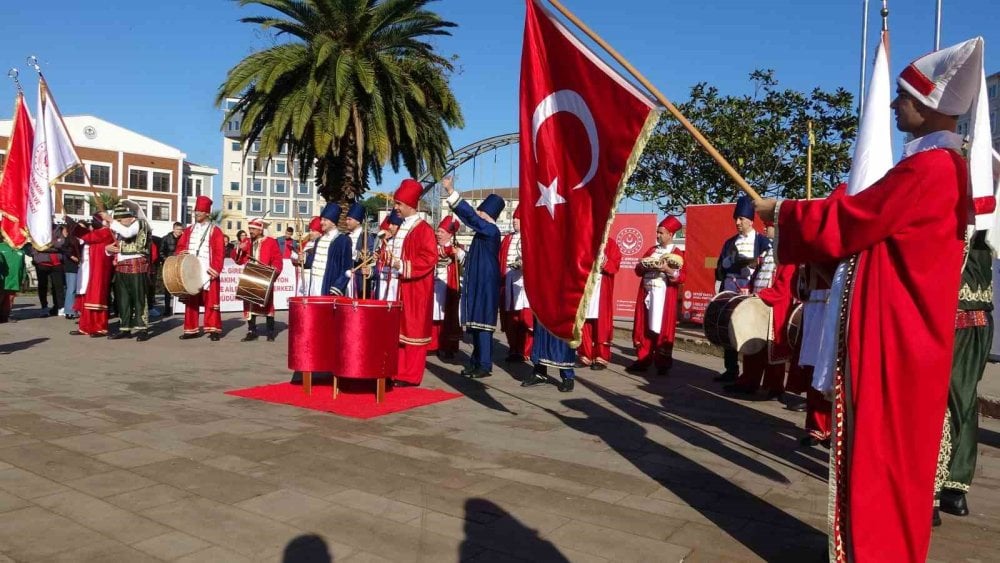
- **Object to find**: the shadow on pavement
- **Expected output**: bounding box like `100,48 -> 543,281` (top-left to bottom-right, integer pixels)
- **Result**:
0,337 -> 49,354
282,533 -> 332,562
459,498 -> 569,562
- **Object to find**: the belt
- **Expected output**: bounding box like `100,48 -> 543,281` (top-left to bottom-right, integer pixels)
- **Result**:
955,310 -> 989,329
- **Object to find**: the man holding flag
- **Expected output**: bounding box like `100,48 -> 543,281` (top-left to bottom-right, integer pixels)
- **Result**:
756,37 -> 993,563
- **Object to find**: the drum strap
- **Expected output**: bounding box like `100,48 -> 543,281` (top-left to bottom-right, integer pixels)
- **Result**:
194,224 -> 212,257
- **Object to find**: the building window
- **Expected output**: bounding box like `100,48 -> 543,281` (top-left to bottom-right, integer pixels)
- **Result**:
246,157 -> 255,172
276,223 -> 282,232
274,160 -> 287,174
237,201 -> 242,211
194,178 -> 203,196
63,194 -> 86,215
274,200 -> 287,214
230,181 -> 240,191
296,182 -> 310,195
0,151 -> 6,172
63,166 -> 86,184
989,83 -> 998,99
237,221 -> 242,230
227,220 -> 233,230
297,201 -> 310,216
90,164 -> 110,186
250,199 -> 263,213
227,120 -> 240,131
151,202 -> 171,221
231,141 -> 241,152
279,143 -> 288,155
152,172 -> 171,192
249,178 -> 263,193
184,178 -> 193,197
129,169 -> 148,190
227,200 -> 233,210
274,180 -> 287,194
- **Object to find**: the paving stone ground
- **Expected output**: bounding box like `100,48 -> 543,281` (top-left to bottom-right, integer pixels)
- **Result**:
1,298 -> 998,562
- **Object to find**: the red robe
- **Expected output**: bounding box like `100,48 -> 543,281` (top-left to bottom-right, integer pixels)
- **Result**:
392,219 -> 437,384
777,148 -> 967,563
233,236 -> 283,318
580,239 -> 622,364
735,261 -> 797,393
74,225 -> 115,336
430,243 -> 462,353
176,223 -> 225,333
632,246 -> 686,368
499,233 -> 533,357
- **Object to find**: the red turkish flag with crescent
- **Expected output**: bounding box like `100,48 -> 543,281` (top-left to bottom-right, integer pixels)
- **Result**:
519,0 -> 659,345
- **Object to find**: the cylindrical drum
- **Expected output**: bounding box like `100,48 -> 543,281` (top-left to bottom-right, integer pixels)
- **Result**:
163,254 -> 206,296
331,297 -> 401,379
287,296 -> 340,372
703,291 -> 769,354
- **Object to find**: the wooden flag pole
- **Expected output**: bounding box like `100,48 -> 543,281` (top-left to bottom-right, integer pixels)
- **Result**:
543,0 -> 762,201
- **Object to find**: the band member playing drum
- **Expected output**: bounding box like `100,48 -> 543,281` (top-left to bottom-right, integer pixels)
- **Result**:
302,204 -> 353,298
176,196 -> 225,341
714,196 -> 771,381
343,203 -> 377,298
580,237 -> 622,370
627,216 -> 686,376
724,222 -> 796,399
429,214 -> 464,359
388,179 -> 438,386
500,205 -> 532,362
233,218 -> 284,341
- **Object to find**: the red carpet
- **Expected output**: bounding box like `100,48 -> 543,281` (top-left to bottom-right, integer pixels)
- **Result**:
225,380 -> 462,419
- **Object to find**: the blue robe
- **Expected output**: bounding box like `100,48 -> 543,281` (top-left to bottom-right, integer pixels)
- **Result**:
531,319 -> 575,369
304,234 -> 354,296
451,200 -> 501,332
350,231 -> 378,297
714,232 -> 771,291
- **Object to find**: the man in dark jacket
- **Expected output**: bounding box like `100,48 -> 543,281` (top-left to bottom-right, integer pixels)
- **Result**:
157,222 -> 183,316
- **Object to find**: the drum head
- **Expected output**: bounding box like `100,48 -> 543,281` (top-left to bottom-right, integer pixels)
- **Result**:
180,255 -> 208,294
729,296 -> 770,355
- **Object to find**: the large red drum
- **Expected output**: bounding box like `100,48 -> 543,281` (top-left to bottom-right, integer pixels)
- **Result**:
331,297 -> 401,379
287,296 -> 340,372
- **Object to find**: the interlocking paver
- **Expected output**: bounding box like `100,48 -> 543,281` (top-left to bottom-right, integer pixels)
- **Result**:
0,302 -> 997,562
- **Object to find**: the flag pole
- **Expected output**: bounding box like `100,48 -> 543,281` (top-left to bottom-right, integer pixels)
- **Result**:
542,0 -> 762,201
934,0 -> 942,50
27,58 -> 106,213
806,120 -> 814,200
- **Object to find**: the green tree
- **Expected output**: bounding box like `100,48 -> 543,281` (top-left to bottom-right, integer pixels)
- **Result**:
217,0 -> 464,207
86,192 -> 120,214
627,70 -> 856,214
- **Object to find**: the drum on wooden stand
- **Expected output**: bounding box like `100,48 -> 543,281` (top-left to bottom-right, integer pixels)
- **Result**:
331,297 -> 401,403
287,296 -> 339,396
703,291 -> 770,354
162,254 -> 208,296
236,261 -> 278,307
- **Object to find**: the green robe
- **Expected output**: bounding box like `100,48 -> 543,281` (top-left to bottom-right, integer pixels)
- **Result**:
0,242 -> 27,292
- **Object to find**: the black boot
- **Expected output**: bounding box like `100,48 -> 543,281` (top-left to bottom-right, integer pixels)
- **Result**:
266,317 -> 276,342
939,489 -> 969,516
521,366 -> 549,387
242,319 -> 258,342
209,333 -> 221,342
558,377 -> 575,392
932,507 -> 942,527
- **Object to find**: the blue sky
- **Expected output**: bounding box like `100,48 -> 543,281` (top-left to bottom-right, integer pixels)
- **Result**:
0,0 -> 997,208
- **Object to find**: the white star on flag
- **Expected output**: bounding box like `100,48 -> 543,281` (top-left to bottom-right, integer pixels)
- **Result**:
535,178 -> 566,218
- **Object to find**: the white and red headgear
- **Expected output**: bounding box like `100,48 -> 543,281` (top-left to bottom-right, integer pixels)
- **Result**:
194,196 -> 212,214
248,218 -> 269,231
898,37 -> 995,230
438,215 -> 460,234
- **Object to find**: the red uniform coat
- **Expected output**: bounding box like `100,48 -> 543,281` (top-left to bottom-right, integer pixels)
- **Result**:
432,243 -> 463,352
580,239 -> 622,363
498,233 -> 519,330
396,219 -> 437,345
777,148 -> 967,563
74,225 -> 115,335
233,236 -> 284,317
631,246 -> 686,347
755,261 -> 797,364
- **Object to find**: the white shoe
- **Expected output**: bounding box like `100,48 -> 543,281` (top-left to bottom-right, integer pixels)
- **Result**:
58,308 -> 65,317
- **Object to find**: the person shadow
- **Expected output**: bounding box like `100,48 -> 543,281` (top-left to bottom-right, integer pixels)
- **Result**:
550,392 -> 826,561
458,498 -> 569,562
0,337 -> 48,355
282,533 -> 332,563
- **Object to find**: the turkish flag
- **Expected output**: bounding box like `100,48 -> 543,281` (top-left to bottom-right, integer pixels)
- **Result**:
519,0 -> 659,345
0,94 -> 34,249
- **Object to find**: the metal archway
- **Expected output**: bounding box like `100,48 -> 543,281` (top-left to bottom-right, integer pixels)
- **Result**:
418,133 -> 519,223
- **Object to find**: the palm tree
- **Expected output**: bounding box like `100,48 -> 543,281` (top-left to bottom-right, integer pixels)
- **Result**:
217,0 -> 463,205
86,193 -> 120,215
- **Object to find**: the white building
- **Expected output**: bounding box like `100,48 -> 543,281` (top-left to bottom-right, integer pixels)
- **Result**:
220,98 -> 328,237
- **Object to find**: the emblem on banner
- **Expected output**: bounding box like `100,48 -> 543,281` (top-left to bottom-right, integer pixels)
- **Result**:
616,227 -> 644,256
